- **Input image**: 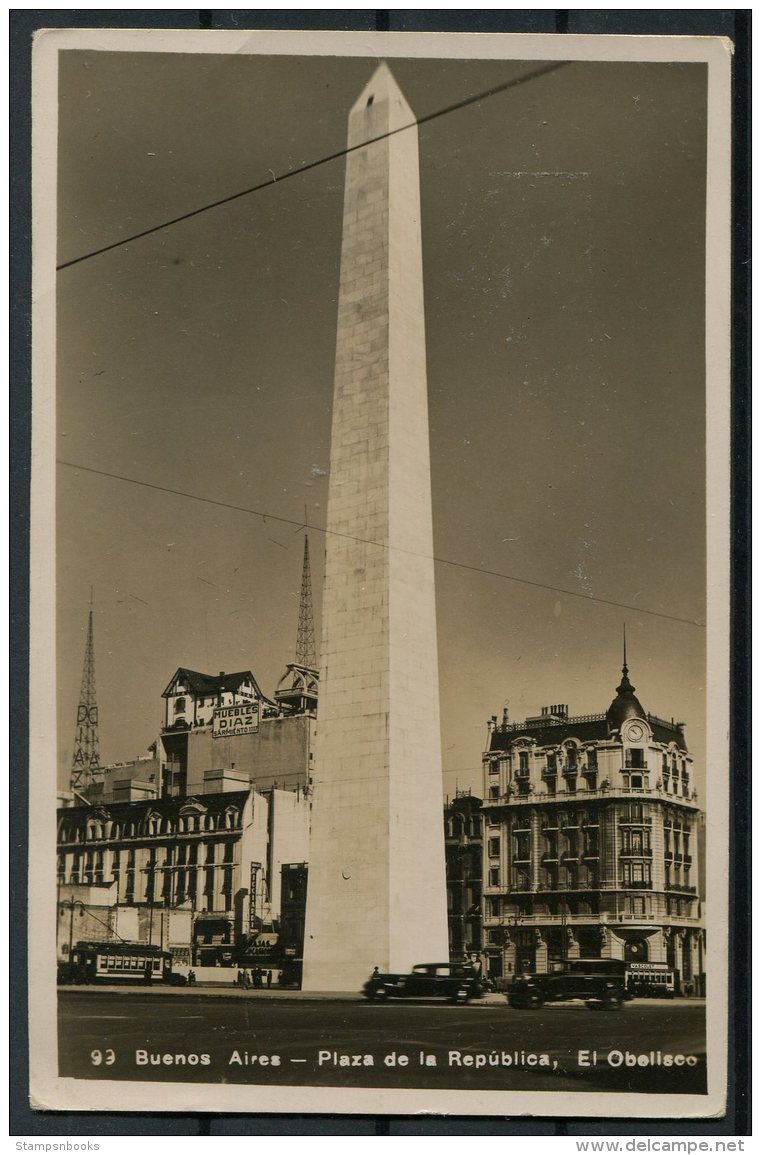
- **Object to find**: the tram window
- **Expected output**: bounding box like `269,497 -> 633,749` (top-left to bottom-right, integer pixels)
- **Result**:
153,959 -> 161,971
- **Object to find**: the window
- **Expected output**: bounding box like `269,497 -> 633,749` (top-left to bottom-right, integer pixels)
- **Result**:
489,897 -> 501,918
586,748 -> 598,770
518,751 -> 529,773
629,774 -> 643,789
565,745 -> 578,770
626,748 -> 645,768
514,833 -> 530,860
174,697 -> 186,713
488,866 -> 500,887
489,785 -> 499,800
547,753 -> 557,773
489,760 -> 500,774
487,837 -> 500,858
585,773 -> 597,791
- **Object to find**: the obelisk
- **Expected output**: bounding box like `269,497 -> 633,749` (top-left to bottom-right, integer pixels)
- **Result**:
302,64 -> 449,991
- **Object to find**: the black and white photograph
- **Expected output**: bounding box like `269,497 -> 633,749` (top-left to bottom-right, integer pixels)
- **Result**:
28,27 -> 731,1119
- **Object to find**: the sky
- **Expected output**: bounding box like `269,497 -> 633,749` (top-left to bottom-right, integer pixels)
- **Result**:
55,49 -> 708,798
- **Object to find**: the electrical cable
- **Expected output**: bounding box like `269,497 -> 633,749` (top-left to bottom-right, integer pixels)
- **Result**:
56,61 -> 568,271
57,459 -> 705,629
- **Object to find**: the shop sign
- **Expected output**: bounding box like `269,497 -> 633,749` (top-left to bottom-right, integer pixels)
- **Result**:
212,701 -> 259,737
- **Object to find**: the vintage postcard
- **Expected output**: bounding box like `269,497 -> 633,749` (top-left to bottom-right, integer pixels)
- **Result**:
29,28 -> 731,1118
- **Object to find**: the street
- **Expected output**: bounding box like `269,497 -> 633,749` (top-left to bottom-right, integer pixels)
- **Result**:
59,990 -> 706,1095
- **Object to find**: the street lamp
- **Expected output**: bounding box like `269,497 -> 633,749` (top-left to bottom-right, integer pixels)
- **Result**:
59,898 -> 86,964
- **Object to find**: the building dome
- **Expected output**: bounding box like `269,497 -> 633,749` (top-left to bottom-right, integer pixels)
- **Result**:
606,660 -> 646,731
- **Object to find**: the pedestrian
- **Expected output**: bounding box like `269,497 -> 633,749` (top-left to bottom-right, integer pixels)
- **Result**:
188,970 -> 196,987
266,969 -> 272,989
144,962 -> 153,985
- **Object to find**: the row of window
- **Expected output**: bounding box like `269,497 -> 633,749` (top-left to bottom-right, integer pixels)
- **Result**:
487,748 -> 690,775
59,809 -> 241,844
486,860 -> 678,891
486,893 -> 696,920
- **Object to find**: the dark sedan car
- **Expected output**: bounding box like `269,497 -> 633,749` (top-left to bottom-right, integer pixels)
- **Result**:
362,962 -> 484,1003
506,958 -> 628,1010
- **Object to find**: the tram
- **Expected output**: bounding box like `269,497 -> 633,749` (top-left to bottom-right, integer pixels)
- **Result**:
58,940 -> 173,984
625,961 -> 677,998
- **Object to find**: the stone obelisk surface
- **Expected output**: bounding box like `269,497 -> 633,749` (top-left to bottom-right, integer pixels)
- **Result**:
302,65 -> 449,991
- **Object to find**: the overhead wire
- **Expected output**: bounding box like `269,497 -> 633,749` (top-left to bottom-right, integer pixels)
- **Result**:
57,460 -> 705,629
56,61 -> 569,271
55,59 -> 704,633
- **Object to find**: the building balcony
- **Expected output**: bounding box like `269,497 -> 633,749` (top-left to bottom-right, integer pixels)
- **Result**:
620,847 -> 653,858
624,759 -> 648,770
619,880 -> 653,889
481,786 -> 701,810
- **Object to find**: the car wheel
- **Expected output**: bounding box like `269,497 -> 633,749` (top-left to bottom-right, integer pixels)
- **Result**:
507,996 -> 524,1009
602,992 -> 623,1010
375,986 -> 389,1001
525,991 -> 544,1009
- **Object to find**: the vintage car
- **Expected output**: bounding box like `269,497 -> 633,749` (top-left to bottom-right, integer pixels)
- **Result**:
362,962 -> 484,1003
506,958 -> 628,1010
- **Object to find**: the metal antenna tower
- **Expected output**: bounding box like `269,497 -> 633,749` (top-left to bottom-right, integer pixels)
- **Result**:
295,533 -> 316,668
70,593 -> 101,793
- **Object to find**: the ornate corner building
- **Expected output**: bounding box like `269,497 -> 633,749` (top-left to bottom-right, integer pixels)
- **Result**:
480,656 -> 705,995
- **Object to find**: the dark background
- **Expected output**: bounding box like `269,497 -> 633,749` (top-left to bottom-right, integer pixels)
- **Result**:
11,7 -> 750,1139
